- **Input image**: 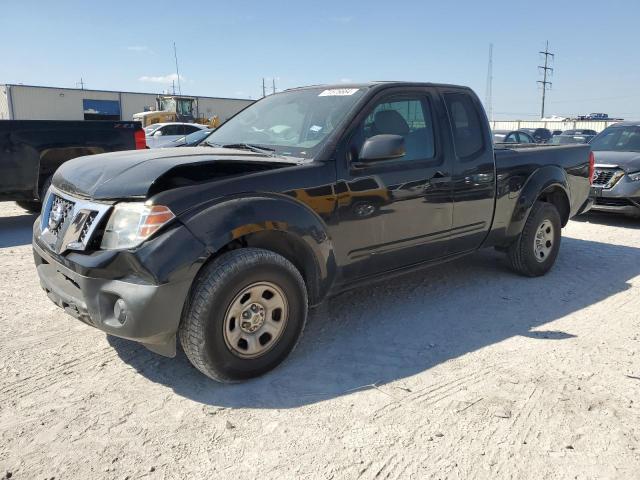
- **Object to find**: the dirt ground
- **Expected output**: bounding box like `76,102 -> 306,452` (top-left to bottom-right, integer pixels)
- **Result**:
1,200 -> 639,480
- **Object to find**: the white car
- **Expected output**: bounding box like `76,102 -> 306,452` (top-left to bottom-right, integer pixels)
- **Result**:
144,122 -> 209,148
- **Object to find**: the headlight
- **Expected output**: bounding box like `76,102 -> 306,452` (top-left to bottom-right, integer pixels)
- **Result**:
100,202 -> 175,250
628,171 -> 640,182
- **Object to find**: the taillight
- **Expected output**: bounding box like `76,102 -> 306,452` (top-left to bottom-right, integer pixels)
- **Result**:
588,151 -> 595,184
134,128 -> 147,149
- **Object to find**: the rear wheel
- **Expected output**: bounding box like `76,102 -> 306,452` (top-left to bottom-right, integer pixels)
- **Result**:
179,248 -> 308,382
507,201 -> 562,277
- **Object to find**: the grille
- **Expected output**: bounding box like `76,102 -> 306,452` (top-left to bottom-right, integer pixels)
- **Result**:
48,194 -> 75,235
40,189 -> 112,254
592,169 -> 615,186
79,211 -> 98,243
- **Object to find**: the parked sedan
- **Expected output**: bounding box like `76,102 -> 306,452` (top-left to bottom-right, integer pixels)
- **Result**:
161,128 -> 213,148
519,128 -> 553,143
589,122 -> 640,217
145,122 -> 209,148
549,134 -> 594,145
492,130 -> 535,144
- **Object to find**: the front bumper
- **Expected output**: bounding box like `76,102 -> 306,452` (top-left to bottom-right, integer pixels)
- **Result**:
33,222 -> 207,356
590,174 -> 640,216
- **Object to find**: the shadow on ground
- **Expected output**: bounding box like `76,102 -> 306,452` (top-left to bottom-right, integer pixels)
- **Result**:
107,236 -> 639,409
573,211 -> 640,230
0,213 -> 37,248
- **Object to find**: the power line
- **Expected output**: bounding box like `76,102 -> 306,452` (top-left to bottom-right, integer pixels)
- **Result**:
537,40 -> 554,118
484,43 -> 493,122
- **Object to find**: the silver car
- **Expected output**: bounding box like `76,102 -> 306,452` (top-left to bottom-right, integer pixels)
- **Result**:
590,122 -> 640,217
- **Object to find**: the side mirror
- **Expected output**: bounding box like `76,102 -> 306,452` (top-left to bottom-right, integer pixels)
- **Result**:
153,130 -> 163,137
359,134 -> 405,162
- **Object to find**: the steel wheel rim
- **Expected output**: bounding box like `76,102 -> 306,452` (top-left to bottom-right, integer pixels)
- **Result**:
222,281 -> 289,359
533,219 -> 554,263
354,203 -> 375,217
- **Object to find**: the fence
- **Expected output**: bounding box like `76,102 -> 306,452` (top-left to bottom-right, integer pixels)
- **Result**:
489,120 -> 621,133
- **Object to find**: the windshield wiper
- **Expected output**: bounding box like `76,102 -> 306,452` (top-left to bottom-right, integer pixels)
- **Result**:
219,143 -> 276,155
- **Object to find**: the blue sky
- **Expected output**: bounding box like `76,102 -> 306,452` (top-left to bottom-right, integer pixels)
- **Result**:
2,0 -> 640,119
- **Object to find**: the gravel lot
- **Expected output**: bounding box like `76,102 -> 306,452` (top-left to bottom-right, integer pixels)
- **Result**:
1,200 -> 639,479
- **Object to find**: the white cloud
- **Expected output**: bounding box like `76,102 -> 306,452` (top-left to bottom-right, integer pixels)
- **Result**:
330,16 -> 352,24
126,45 -> 152,53
339,78 -> 353,83
138,73 -> 186,83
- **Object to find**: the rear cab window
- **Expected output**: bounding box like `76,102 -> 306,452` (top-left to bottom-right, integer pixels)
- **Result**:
443,92 -> 485,159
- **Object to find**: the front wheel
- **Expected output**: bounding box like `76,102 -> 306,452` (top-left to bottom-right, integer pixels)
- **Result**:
179,248 -> 308,382
507,201 -> 562,277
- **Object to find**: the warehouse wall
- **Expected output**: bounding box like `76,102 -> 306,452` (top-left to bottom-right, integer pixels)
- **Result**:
0,86 -> 9,119
2,85 -> 253,122
196,97 -> 253,122
119,92 -> 159,120
10,86 -> 119,120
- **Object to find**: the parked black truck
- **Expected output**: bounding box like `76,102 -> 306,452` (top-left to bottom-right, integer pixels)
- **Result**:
32,82 -> 594,382
0,120 -> 146,212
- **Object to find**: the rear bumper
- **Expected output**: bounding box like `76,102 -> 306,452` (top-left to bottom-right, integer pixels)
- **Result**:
33,222 -> 207,356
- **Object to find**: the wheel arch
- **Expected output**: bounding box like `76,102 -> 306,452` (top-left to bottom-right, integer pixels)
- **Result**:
181,194 -> 337,305
506,166 -> 570,239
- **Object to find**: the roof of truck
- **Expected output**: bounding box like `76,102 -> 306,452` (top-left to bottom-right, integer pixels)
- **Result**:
284,81 -> 471,92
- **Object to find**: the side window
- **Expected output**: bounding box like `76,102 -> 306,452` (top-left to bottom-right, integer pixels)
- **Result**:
504,133 -> 517,143
351,96 -> 436,162
443,93 -> 484,158
162,125 -> 178,136
185,125 -> 200,134
517,132 -> 532,144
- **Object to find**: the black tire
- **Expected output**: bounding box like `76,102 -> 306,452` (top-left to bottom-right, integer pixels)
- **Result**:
15,175 -> 52,213
179,248 -> 308,383
507,201 -> 562,277
15,200 -> 42,213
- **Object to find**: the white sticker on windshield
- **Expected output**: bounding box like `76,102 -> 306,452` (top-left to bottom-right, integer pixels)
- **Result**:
318,88 -> 359,96
310,125 -> 323,132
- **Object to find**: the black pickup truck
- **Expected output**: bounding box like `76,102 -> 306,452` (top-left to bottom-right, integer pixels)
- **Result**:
0,120 -> 146,211
32,82 -> 593,382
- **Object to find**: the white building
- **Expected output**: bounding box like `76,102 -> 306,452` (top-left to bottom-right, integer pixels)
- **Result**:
0,84 -> 253,122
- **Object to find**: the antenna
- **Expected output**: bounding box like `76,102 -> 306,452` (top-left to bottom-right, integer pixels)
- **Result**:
76,77 -> 85,89
173,42 -> 182,95
537,40 -> 554,118
484,44 -> 493,123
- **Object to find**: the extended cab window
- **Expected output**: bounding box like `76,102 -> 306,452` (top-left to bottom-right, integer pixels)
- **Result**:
444,93 -> 484,158
351,96 -> 436,162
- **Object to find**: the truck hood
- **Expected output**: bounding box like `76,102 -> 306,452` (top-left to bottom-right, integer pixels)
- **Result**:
52,147 -> 302,200
593,151 -> 640,173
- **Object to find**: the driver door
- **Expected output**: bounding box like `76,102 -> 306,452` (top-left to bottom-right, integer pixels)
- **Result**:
332,88 -> 454,280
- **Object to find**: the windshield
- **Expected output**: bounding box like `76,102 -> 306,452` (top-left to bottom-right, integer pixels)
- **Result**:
175,129 -> 211,145
144,124 -> 161,134
205,87 -> 367,157
591,126 -> 640,152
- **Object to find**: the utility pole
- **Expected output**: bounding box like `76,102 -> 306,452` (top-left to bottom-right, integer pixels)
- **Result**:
262,78 -> 266,97
272,78 -> 276,95
484,43 -> 493,123
537,40 -> 554,119
76,77 -> 85,89
173,42 -> 182,95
